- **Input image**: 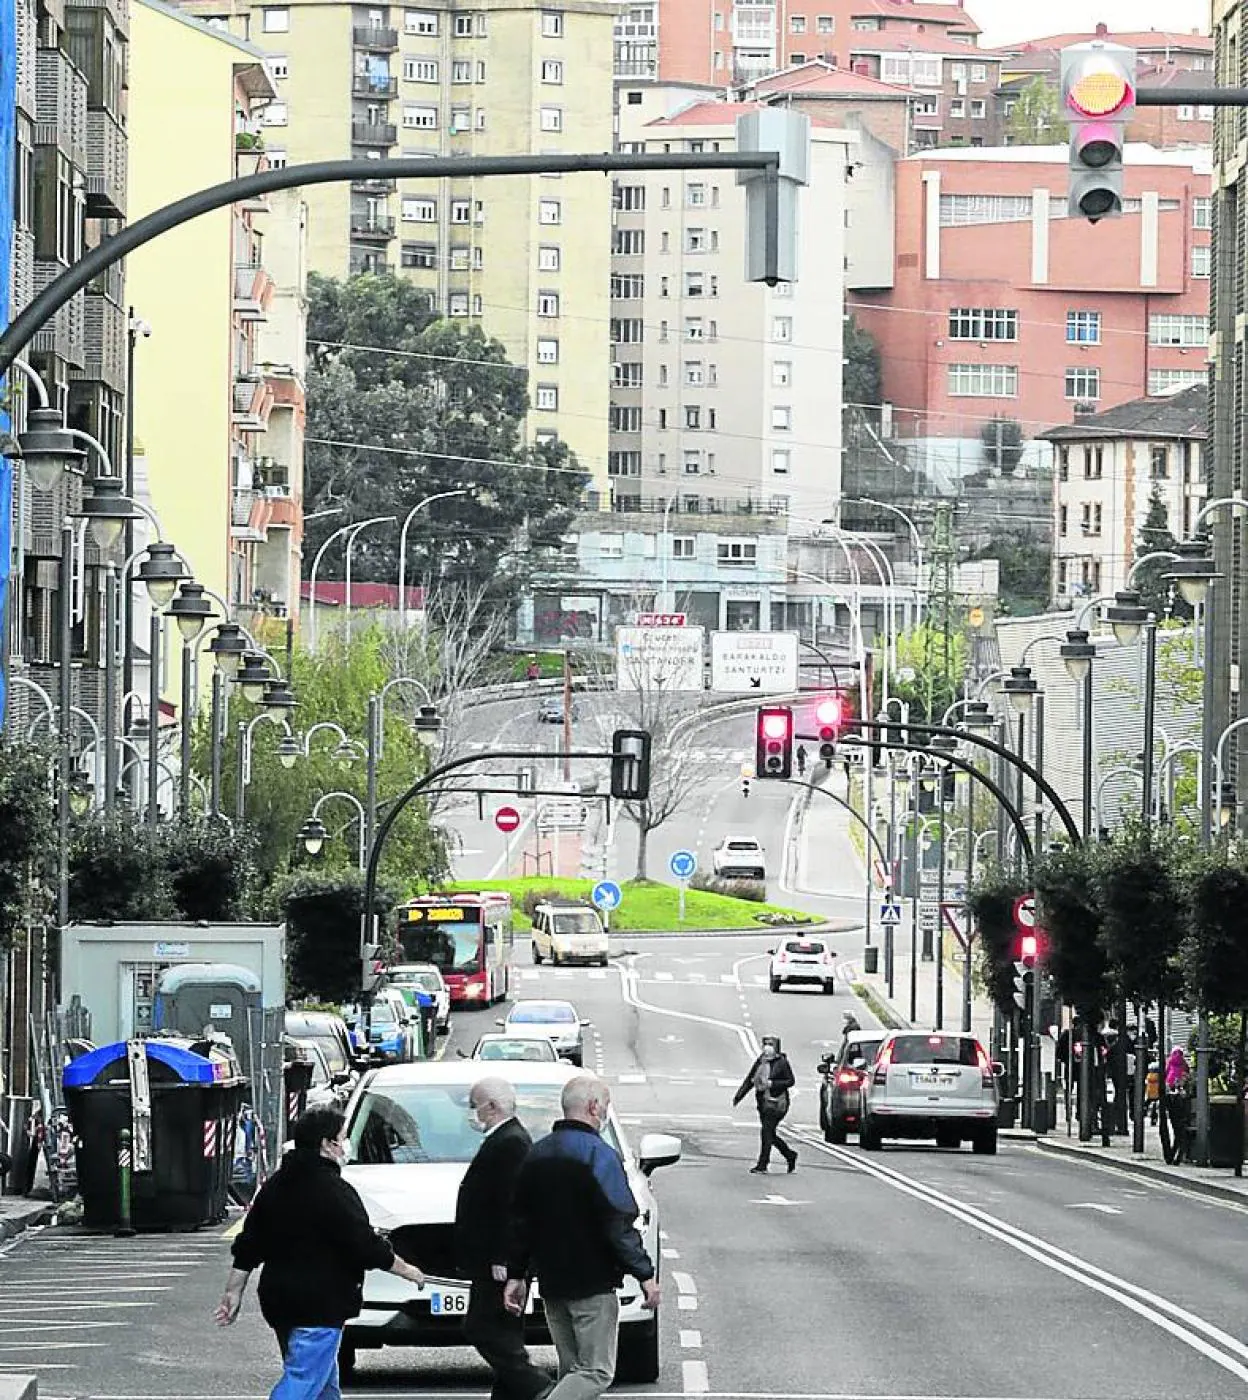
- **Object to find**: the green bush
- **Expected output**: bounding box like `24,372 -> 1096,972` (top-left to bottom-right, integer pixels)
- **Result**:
690,873 -> 766,903
282,871 -> 397,1003
967,868 -> 1030,1017
519,885 -> 578,918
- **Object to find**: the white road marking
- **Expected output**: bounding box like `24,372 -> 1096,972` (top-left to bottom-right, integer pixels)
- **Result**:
589,970 -> 607,980
554,970 -> 572,979
720,974 -> 737,984
671,1271 -> 697,1296
663,1247 -> 681,1260
520,970 -> 539,980
677,1296 -> 699,1311
688,974 -> 707,983
749,1194 -> 809,1207
679,1330 -> 702,1349
617,1073 -> 647,1085
682,1360 -> 710,1394
654,971 -> 674,982
717,1078 -> 741,1088
1067,1203 -> 1123,1214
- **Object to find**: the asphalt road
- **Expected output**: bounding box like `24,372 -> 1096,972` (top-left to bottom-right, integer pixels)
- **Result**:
9,933 -> 1248,1399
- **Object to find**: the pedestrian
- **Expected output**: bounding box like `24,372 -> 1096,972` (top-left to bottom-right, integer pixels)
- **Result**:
1163,1045 -> 1193,1164
503,1075 -> 659,1400
215,1105 -> 425,1399
733,1034 -> 797,1175
455,1077 -> 551,1400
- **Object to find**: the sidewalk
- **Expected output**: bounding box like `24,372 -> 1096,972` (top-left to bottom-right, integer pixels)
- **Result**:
0,1194 -> 51,1244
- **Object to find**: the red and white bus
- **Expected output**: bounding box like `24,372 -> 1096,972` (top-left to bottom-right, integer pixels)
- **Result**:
395,892 -> 514,1006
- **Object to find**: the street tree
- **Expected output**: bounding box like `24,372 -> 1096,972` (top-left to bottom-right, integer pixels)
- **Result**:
1096,826 -> 1185,1009
1005,77 -> 1068,146
1035,842 -> 1112,1022
843,315 -> 882,407
0,741 -> 56,945
890,624 -> 967,724
280,871 -> 397,1003
1134,484 -> 1191,621
967,868 -> 1032,1017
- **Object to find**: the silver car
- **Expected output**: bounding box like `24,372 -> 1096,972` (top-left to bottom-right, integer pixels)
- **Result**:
858,1031 -> 1001,1155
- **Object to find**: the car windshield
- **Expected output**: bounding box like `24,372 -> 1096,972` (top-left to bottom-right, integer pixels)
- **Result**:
392,971 -> 442,993
842,1039 -> 881,1067
784,940 -> 825,954
372,1000 -> 401,1026
477,1039 -> 557,1061
510,1003 -> 576,1024
552,911 -> 602,934
348,1082 -> 621,1163
890,1035 -> 980,1067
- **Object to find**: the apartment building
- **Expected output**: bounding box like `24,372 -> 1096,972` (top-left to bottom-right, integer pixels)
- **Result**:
854,144 -> 1212,487
1040,384 -> 1207,605
179,0 -> 616,481
620,0 -> 979,86
608,94 -> 852,531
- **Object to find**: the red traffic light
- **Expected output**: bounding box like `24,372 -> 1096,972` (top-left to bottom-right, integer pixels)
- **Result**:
756,706 -> 794,778
1019,933 -> 1038,966
761,711 -> 792,741
815,695 -> 844,738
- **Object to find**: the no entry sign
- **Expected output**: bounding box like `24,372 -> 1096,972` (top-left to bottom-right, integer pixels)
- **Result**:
495,806 -> 521,834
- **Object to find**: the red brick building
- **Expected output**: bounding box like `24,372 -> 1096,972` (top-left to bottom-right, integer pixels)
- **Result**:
853,146 -> 1212,480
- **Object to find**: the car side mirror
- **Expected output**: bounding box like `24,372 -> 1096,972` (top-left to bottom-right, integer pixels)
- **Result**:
456,1048 -> 469,1059
638,1131 -> 682,1176
991,1062 -> 1005,1077
495,1018 -> 506,1027
580,1019 -> 593,1027
330,1071 -> 352,1087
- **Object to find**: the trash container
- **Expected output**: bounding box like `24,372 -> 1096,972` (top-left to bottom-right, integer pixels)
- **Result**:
1208,1096 -> 1244,1168
862,946 -> 880,975
283,1041 -> 315,1129
1,1095 -> 37,1195
64,1037 -> 244,1231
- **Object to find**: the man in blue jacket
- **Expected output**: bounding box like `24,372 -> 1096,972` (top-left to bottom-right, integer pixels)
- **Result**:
504,1075 -> 658,1400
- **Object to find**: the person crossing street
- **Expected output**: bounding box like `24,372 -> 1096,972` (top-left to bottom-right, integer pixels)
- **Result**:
734,1035 -> 797,1174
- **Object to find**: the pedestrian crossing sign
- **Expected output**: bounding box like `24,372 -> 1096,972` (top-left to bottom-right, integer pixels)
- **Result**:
880,902 -> 902,925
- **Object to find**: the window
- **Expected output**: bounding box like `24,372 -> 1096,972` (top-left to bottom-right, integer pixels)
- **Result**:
1059,504 -> 1068,537
610,405 -> 641,432
771,405 -> 791,431
914,97 -> 939,118
771,448 -> 790,475
1058,445 -> 1069,481
1084,445 -> 1104,479
448,292 -> 469,317
1066,310 -> 1101,344
538,199 -> 561,224
772,316 -> 792,342
598,533 -> 625,555
266,148 -> 288,168
772,360 -> 792,387
684,406 -> 702,430
614,228 -> 644,255
1064,367 -> 1101,400
261,6 -> 288,30
542,59 -> 563,83
403,104 -> 438,128
950,98 -> 965,117
789,51 -> 805,63
405,8 -> 437,34
402,196 -> 436,222
454,13 -> 474,35
450,198 -> 471,222
947,364 -> 1018,397
880,53 -> 941,87
685,227 -> 709,253
540,106 -> 563,132
611,274 -> 644,299
1178,104 -> 1195,121
263,101 -> 288,125
536,338 -> 559,365
790,14 -> 806,31
685,272 -> 706,297
948,308 -> 1018,341
1192,244 -> 1211,278
687,182 -> 706,207
672,537 -> 695,559
970,99 -> 986,118
268,55 -> 289,79
939,194 -> 1032,226
401,242 -> 436,268
535,384 -> 559,411
538,244 -> 561,271
610,318 -> 644,344
683,450 -> 701,475
450,245 -> 471,269
475,108 -> 487,130
616,184 -> 645,211
1146,442 -> 1172,480
1193,196 -> 1212,229
405,57 -> 438,81
449,105 -> 471,131
541,10 -> 563,36
537,291 -> 560,317
658,364 -> 669,387
612,363 -> 642,389
717,540 -> 758,566
685,361 -> 703,386
452,59 -> 472,82
1148,368 -> 1205,395
1080,502 -> 1103,537
971,63 -> 987,82
1149,314 -> 1208,347
477,60 -> 487,81
951,61 -> 966,79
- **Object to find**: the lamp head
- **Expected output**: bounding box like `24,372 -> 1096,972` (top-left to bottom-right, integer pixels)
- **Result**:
235,654 -> 273,704
1002,665 -> 1038,714
209,622 -> 248,677
137,542 -> 187,608
960,700 -> 995,731
277,735 -> 301,769
1161,537 -> 1221,609
262,679 -> 297,719
299,816 -> 327,856
1105,589 -> 1149,646
412,704 -> 442,749
80,475 -> 140,551
166,580 -> 216,643
1060,628 -> 1095,684
17,407 -> 86,492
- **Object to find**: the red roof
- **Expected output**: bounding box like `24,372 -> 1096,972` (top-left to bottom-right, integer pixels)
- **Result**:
647,98 -> 852,129
301,581 -> 426,610
753,59 -> 918,98
848,30 -> 1003,58
852,0 -> 981,32
1002,29 -> 1212,54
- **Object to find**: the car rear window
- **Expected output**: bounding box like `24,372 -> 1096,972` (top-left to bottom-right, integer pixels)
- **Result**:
890,1035 -> 980,1067
842,1039 -> 881,1067
784,940 -> 825,954
510,1003 -> 576,1024
727,841 -> 759,851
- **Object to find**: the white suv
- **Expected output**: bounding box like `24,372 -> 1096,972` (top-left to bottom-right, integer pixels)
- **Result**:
769,936 -> 837,994
713,836 -> 766,880
858,1031 -> 1001,1155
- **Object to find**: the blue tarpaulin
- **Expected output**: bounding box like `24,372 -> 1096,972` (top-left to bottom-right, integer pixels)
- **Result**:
63,1040 -> 230,1088
0,0 -> 18,727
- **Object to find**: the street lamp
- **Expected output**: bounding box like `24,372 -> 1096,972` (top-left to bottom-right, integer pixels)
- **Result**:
412,705 -> 442,749
166,581 -> 216,642
1104,589 -> 1148,647
1216,780 -> 1237,833
1161,538 -> 1221,609
135,542 -> 187,608
209,622 -> 249,677
235,655 -> 273,704
277,735 -> 302,769
1060,629 -> 1095,683
80,475 -> 142,551
299,816 -> 327,856
397,490 -> 471,622
16,407 -> 86,492
262,679 -> 298,720
1003,666 -> 1037,714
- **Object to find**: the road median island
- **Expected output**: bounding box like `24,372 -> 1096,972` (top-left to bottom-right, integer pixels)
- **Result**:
850,979 -> 907,1030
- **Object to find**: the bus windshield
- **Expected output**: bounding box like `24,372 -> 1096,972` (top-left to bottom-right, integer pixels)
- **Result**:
402,922 -> 484,975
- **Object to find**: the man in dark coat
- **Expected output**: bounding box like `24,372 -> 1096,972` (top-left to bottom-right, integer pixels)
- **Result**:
733,1035 -> 797,1174
216,1105 -> 425,1399
455,1077 -> 550,1400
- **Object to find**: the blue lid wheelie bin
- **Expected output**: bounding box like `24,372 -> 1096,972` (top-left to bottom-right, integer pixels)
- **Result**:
63,1037 -> 244,1231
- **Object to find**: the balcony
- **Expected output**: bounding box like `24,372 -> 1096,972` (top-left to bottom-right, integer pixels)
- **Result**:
75,291 -> 126,389
34,50 -> 88,166
234,262 -> 275,320
353,74 -> 398,98
353,24 -> 398,50
85,107 -> 126,217
233,374 -> 273,432
350,214 -> 396,240
352,176 -> 397,194
349,256 -> 392,276
351,120 -> 397,147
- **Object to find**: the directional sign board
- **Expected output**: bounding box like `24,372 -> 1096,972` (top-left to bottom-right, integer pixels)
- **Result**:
709,631 -> 800,694
1013,894 -> 1036,931
919,901 -> 940,932
880,902 -> 902,925
616,626 -> 705,693
592,880 -> 622,912
669,849 -> 697,880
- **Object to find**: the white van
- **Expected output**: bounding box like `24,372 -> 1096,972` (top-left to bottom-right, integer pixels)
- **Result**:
531,901 -> 609,966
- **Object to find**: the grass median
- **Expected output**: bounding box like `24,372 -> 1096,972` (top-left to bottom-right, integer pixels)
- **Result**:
447,876 -> 814,933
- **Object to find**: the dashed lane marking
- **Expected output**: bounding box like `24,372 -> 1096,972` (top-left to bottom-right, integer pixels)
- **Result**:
663,1247 -> 681,1260
679,1330 -> 702,1349
720,974 -> 737,984
654,971 -> 674,982
671,1271 -> 697,1296
589,970 -> 607,980
682,1361 -> 711,1394
618,1073 -> 647,1084
678,1296 -> 699,1311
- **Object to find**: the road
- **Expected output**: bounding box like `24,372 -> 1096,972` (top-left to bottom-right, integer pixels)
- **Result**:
8,930 -> 1248,1399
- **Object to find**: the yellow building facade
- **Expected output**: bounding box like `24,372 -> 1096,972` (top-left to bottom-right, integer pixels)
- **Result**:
177,0 -> 614,491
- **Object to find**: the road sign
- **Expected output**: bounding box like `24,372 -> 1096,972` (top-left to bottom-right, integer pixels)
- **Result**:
592,880 -> 622,911
1013,894 -> 1036,931
880,902 -> 902,925
616,625 -> 705,693
942,903 -> 971,950
494,805 -> 521,834
709,631 -> 800,694
636,612 -> 686,627
669,849 -> 697,880
918,901 -> 939,932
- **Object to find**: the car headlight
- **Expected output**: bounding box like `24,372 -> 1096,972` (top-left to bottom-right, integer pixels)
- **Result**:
464,984 -> 485,999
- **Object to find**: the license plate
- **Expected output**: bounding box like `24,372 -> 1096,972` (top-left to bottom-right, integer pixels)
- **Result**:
430,1287 -> 469,1316
913,1071 -> 958,1086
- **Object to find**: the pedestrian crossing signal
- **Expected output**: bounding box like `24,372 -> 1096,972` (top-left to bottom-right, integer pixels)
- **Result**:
755,706 -> 793,779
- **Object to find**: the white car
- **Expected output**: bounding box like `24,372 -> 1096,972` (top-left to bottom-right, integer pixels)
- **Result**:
340,1061 -> 680,1382
712,836 -> 766,880
499,999 -> 587,1065
858,1030 -> 1001,1155
769,935 -> 837,994
469,1033 -> 559,1062
388,964 -> 452,1034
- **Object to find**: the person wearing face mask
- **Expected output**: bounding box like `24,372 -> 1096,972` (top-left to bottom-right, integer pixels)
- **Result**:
733,1035 -> 797,1174
454,1078 -> 550,1400
215,1106 -> 425,1398
503,1075 -> 658,1400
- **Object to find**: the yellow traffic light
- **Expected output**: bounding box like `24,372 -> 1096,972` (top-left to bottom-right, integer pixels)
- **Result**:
1061,41 -> 1137,222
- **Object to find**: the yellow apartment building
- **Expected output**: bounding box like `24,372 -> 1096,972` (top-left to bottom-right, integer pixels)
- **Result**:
175,0 -> 615,491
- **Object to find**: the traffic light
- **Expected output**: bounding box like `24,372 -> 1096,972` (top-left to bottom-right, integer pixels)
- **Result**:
610,729 -> 652,800
1012,933 -> 1038,1010
941,766 -> 957,804
1061,41 -> 1136,222
1020,933 -> 1038,967
815,694 -> 845,766
741,763 -> 753,799
755,706 -> 793,779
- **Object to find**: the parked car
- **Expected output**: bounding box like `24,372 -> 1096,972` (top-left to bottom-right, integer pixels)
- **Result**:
388,965 -> 452,1034
712,836 -> 766,880
288,1038 -> 351,1112
858,1031 -> 1002,1155
284,1009 -> 358,1077
365,988 -> 424,1065
498,999 -> 587,1065
468,1033 -> 560,1062
816,1031 -> 882,1143
769,936 -> 837,994
530,901 -> 609,967
340,1061 -> 680,1383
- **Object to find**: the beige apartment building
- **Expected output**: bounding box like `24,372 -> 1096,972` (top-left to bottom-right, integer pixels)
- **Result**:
178,0 -> 616,485
609,89 -> 852,531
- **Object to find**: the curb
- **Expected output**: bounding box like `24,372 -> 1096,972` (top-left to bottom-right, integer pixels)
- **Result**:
851,979 -> 907,1030
613,919 -> 856,940
0,1201 -> 53,1245
1033,1135 -> 1248,1205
